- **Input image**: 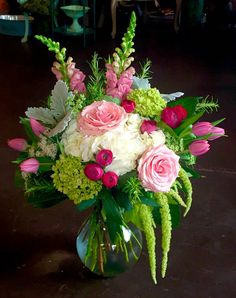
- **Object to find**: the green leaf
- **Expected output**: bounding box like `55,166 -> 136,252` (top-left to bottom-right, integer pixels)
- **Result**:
157,120 -> 178,138
76,198 -> 96,212
20,117 -> 38,143
174,111 -> 204,135
27,189 -> 66,208
211,118 -> 225,126
100,95 -> 121,105
152,204 -> 181,229
112,190 -> 133,211
118,170 -> 137,189
181,164 -> 201,178
140,195 -> 159,207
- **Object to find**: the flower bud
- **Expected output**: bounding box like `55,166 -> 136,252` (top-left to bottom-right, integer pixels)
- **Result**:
7,138 -> 27,151
84,163 -> 104,181
192,122 -> 212,136
30,118 -> 46,137
121,99 -> 136,113
19,158 -> 39,174
208,126 -> 225,140
189,140 -> 210,156
140,120 -> 157,134
96,149 -> 113,167
102,171 -> 118,188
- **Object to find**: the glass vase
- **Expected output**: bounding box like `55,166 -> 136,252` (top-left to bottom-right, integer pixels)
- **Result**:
76,216 -> 143,277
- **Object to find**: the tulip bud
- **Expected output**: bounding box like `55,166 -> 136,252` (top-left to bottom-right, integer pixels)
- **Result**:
30,118 -> 46,137
84,163 -> 104,181
189,140 -> 210,156
102,171 -> 118,188
140,120 -> 157,134
121,99 -> 136,113
19,158 -> 39,174
208,126 -> 225,141
192,122 -> 212,136
96,149 -> 113,167
7,138 -> 27,151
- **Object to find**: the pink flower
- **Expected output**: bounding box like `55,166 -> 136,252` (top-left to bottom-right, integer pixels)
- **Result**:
30,118 -> 46,137
161,105 -> 188,128
102,171 -> 118,188
96,149 -> 113,167
121,99 -> 136,113
84,163 -> 104,181
77,101 -> 127,136
7,138 -> 27,151
67,62 -> 76,78
192,122 -> 212,136
140,120 -> 157,134
138,145 -> 180,192
19,158 -> 39,174
106,69 -> 118,89
208,126 -> 225,140
70,69 -> 86,93
51,61 -> 62,80
189,140 -> 210,156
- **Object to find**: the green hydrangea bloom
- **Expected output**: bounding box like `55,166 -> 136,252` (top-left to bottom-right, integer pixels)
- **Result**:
128,88 -> 166,118
52,155 -> 102,204
165,131 -> 184,152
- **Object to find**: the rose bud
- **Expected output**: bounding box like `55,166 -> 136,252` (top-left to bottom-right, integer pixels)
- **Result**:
189,140 -> 210,156
121,99 -> 136,113
208,126 -> 225,141
161,105 -> 187,128
102,171 -> 118,188
140,120 -> 157,134
7,138 -> 27,151
192,122 -> 212,136
19,158 -> 39,174
84,163 -> 104,181
96,149 -> 113,167
30,118 -> 46,137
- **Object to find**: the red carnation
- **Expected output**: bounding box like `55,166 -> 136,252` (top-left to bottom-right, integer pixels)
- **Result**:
161,105 -> 187,128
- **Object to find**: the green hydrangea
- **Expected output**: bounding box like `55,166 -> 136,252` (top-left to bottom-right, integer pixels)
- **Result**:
128,88 -> 166,118
165,131 -> 184,152
52,155 -> 102,204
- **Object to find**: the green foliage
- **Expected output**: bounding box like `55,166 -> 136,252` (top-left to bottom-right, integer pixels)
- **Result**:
178,168 -> 193,216
123,176 -> 143,203
67,93 -> 87,114
20,117 -> 38,143
138,59 -> 152,80
76,198 -> 96,212
196,96 -> 219,113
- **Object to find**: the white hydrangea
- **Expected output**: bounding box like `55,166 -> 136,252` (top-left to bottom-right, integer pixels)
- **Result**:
62,114 -> 165,176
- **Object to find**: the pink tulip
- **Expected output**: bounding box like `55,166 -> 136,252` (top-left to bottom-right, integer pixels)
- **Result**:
7,138 -> 27,151
121,99 -> 136,113
140,120 -> 157,134
102,171 -> 118,188
96,149 -> 113,167
84,163 -> 104,181
208,126 -> 225,140
30,118 -> 46,137
192,122 -> 212,136
189,140 -> 210,156
19,158 -> 39,173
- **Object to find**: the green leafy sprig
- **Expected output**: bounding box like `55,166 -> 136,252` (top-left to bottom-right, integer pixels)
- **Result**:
196,96 -> 219,113
138,59 -> 152,80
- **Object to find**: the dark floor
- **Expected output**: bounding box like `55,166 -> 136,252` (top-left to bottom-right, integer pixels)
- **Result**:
0,20 -> 236,298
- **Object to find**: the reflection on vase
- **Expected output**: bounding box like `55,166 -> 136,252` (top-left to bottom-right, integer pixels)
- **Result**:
76,217 -> 143,277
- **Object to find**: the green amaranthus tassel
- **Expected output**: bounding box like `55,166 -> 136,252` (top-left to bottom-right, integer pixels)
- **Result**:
179,168 -> 193,216
156,193 -> 172,278
168,189 -> 187,208
139,205 -> 157,284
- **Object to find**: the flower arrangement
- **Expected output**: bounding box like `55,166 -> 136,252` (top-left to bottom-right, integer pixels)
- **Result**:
8,12 -> 225,283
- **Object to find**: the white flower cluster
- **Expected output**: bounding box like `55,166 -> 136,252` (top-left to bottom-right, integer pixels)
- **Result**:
62,113 -> 165,175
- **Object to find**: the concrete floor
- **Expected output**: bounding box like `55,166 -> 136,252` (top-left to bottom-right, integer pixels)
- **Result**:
0,21 -> 236,297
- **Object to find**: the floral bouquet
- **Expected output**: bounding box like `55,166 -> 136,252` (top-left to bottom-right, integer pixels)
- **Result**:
8,12 -> 225,283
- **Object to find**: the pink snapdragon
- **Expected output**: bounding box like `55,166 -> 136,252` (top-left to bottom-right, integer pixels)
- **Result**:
19,158 -> 39,174
96,149 -> 113,167
140,120 -> 157,134
77,100 -> 127,136
7,138 -> 27,151
30,118 -> 46,137
70,69 -> 86,93
84,163 -> 104,181
102,171 -> 118,188
161,105 -> 188,128
138,145 -> 180,193
189,140 -> 210,156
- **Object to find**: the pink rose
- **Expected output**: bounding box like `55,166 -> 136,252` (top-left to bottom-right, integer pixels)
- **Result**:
138,145 -> 180,192
161,105 -> 187,128
8,138 -> 27,151
189,140 -> 210,156
102,171 -> 118,188
96,149 -> 113,167
70,69 -> 86,93
77,101 -> 127,136
20,158 -> 39,174
84,163 -> 104,181
121,99 -> 136,113
140,120 -> 157,134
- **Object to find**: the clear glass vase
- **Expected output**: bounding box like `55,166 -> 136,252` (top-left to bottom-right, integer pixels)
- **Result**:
76,216 -> 143,277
